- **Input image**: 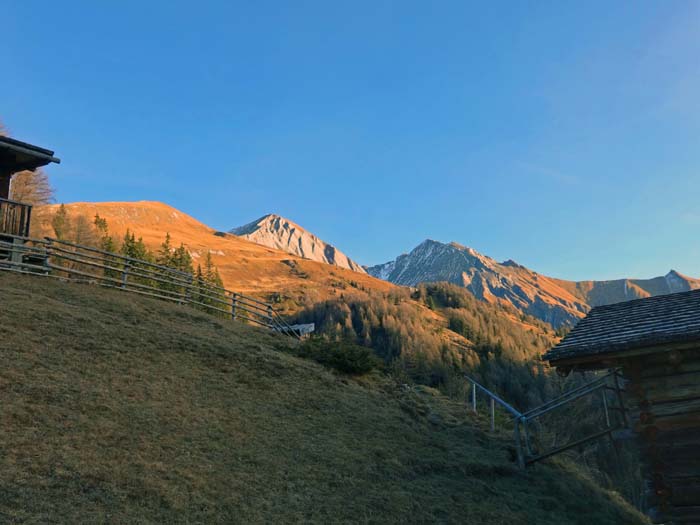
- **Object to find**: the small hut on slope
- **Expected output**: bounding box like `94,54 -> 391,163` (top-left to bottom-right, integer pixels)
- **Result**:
0,135 -> 60,237
544,290 -> 700,524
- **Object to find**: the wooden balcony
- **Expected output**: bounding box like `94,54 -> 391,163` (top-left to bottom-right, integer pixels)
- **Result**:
0,198 -> 32,237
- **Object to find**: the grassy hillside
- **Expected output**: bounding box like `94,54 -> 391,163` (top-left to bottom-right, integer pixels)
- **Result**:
0,273 -> 648,524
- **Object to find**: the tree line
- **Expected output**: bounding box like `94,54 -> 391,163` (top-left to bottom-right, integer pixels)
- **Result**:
49,204 -> 228,315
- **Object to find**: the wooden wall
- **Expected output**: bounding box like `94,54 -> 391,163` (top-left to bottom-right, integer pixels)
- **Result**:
623,348 -> 700,524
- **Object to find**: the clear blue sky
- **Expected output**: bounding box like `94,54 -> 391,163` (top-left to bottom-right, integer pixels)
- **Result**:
4,1 -> 700,281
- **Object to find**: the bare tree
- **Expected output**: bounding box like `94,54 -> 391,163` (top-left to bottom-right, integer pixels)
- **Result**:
0,119 -> 55,205
10,169 -> 54,205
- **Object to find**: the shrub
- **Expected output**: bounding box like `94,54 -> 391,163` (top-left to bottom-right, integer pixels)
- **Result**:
294,338 -> 382,375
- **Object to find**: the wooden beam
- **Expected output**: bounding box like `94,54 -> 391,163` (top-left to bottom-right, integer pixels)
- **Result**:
550,341 -> 700,369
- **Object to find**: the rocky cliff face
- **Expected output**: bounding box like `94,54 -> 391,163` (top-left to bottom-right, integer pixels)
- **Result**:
368,240 -> 700,328
231,214 -> 366,274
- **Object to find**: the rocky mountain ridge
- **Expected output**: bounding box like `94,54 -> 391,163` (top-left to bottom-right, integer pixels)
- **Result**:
367,239 -> 700,328
230,214 -> 366,274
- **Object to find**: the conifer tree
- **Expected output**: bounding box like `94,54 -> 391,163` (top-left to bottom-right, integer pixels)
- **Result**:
93,214 -> 120,281
172,243 -> 193,274
51,204 -> 71,240
203,251 -> 224,288
156,233 -> 173,268
93,214 -> 117,253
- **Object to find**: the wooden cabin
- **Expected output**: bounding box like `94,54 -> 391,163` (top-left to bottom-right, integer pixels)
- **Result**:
544,290 -> 700,524
0,136 -> 60,237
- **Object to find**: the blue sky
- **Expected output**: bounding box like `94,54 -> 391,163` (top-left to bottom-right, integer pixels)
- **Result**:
4,1 -> 700,280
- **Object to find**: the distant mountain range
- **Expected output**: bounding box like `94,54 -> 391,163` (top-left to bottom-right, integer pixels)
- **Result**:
230,214 -> 366,274
367,239 -> 700,328
38,202 -> 699,330
228,216 -> 700,329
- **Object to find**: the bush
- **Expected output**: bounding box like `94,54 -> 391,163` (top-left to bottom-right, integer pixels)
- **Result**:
294,338 -> 382,375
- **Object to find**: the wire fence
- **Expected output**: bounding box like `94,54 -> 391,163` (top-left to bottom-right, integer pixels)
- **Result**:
0,234 -> 301,338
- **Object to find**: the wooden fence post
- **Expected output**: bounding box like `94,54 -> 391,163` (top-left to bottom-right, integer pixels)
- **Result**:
267,304 -> 274,328
490,397 -> 495,432
182,274 -> 193,305
472,383 -> 477,413
121,262 -> 130,289
231,293 -> 238,321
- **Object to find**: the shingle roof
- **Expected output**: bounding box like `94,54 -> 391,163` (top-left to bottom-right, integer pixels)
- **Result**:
544,289 -> 700,363
0,136 -> 60,172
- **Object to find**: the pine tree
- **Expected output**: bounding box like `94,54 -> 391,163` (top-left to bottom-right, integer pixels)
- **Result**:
172,244 -> 193,274
51,204 -> 71,240
203,251 -> 224,288
93,214 -> 119,282
156,233 -> 173,268
93,214 -> 116,253
120,230 -> 137,258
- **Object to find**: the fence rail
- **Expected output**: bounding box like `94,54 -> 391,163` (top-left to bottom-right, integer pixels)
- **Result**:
0,235 -> 302,339
465,369 -> 628,469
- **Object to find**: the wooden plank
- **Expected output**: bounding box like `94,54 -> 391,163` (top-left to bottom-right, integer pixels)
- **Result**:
628,372 -> 700,404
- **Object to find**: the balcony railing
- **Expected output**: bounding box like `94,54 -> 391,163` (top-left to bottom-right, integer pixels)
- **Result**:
0,198 -> 32,237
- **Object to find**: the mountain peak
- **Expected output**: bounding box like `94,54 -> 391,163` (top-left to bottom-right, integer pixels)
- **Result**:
230,214 -> 366,274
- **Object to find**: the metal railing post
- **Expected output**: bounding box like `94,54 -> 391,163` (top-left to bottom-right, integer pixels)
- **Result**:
522,418 -> 533,456
602,389 -> 611,428
514,419 -> 525,469
612,370 -> 629,428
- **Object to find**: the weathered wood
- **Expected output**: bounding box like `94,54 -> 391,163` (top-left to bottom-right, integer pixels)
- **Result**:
0,174 -> 11,200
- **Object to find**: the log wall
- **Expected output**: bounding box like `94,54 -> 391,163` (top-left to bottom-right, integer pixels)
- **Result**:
624,348 -> 700,524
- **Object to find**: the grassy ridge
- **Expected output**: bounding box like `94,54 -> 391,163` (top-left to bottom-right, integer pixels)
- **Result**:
0,274 -> 647,524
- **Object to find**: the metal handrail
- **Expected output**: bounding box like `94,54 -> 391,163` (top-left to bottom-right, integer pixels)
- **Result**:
464,369 -> 629,469
521,372 -> 616,420
464,375 -> 523,418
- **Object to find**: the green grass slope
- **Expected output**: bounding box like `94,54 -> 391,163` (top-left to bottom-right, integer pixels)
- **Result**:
0,274 -> 648,524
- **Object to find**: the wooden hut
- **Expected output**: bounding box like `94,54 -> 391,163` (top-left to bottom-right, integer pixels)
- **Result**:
0,136 -> 60,236
544,290 -> 700,524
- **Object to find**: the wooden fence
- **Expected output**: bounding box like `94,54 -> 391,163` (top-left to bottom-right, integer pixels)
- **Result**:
0,235 -> 301,338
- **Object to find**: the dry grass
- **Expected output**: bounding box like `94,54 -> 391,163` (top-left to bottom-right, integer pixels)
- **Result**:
0,273 -> 648,524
